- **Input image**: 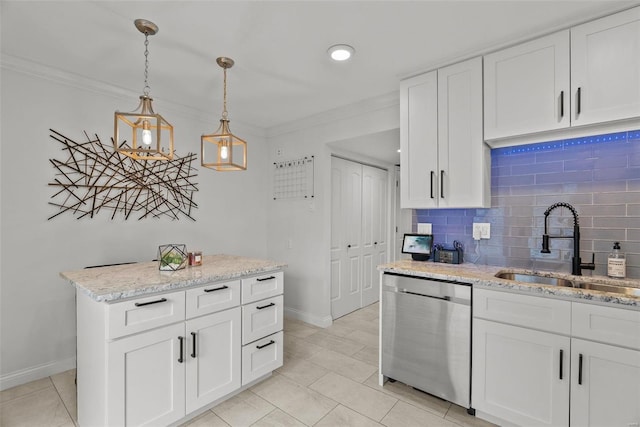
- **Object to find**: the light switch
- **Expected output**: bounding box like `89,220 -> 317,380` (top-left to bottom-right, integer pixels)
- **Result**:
417,223 -> 432,234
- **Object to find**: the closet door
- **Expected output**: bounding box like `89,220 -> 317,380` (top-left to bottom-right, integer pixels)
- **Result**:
331,157 -> 363,319
362,165 -> 388,307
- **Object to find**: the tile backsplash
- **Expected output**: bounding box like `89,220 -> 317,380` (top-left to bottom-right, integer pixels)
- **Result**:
414,129 -> 640,279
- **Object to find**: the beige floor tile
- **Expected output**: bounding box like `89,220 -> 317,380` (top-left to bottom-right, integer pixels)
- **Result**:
283,334 -> 324,359
351,346 -> 379,367
445,404 -> 498,427
381,401 -> 459,427
363,374 -> 451,418
321,322 -> 355,338
251,408 -> 306,427
307,348 -> 377,383
0,377 -> 53,404
334,317 -> 378,335
345,329 -> 379,348
212,390 -> 274,427
309,372 -> 397,422
276,352 -> 329,386
315,404 -> 382,427
181,410 -> 230,426
0,385 -> 74,427
51,369 -> 77,423
250,373 -> 337,426
283,318 -> 320,339
301,331 -> 366,356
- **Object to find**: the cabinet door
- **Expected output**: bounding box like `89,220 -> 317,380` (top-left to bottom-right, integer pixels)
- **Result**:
571,7 -> 640,125
472,319 -> 570,427
437,56 -> 489,208
108,323 -> 185,426
242,331 -> 284,385
400,70 -> 438,208
242,295 -> 283,345
185,307 -> 241,413
570,338 -> 640,427
484,31 -> 570,139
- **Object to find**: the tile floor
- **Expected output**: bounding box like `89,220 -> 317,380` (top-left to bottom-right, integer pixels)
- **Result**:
0,302 -> 495,426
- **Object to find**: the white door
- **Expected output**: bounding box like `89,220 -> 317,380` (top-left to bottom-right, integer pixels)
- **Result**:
185,307 -> 241,413
400,70 -> 438,208
108,323 -> 186,427
362,165 -> 388,307
484,30 -> 570,139
472,319 -> 570,427
570,338 -> 640,426
571,7 -> 640,125
331,157 -> 363,319
438,57 -> 489,208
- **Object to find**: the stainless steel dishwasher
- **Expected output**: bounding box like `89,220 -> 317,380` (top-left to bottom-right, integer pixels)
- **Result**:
381,273 -> 472,409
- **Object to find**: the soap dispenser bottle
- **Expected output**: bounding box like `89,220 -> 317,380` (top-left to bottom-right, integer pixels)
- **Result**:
607,242 -> 626,279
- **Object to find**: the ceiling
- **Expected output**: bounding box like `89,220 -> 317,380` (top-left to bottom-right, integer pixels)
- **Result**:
2,1 -> 637,164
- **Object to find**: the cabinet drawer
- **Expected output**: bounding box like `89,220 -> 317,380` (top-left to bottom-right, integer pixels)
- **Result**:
242,331 -> 283,385
242,295 -> 284,345
107,291 -> 186,340
473,288 -> 571,335
241,271 -> 283,304
572,302 -> 640,350
186,280 -> 240,319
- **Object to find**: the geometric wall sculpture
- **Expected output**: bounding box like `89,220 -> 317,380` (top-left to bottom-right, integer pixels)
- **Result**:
48,129 -> 198,221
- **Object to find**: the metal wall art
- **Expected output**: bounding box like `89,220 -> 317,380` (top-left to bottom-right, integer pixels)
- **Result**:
48,129 -> 198,221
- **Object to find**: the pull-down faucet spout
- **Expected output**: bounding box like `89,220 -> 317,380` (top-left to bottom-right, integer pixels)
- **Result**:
541,202 -> 595,276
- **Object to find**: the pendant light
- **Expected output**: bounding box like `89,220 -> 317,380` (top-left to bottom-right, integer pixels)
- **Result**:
114,19 -> 174,161
201,57 -> 247,171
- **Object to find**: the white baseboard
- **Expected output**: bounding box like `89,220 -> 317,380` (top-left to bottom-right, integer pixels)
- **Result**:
284,307 -> 333,328
0,357 -> 76,391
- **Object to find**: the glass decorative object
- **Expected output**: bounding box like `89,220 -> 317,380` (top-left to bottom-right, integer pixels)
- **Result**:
158,244 -> 188,271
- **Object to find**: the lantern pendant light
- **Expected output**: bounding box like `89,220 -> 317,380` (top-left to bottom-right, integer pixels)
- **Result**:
114,19 -> 174,161
201,57 -> 247,171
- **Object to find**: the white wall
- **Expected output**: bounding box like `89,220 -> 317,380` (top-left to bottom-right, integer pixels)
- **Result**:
0,62 -> 269,389
265,93 -> 399,326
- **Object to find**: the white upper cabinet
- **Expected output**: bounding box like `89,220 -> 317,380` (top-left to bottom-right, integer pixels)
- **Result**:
571,7 -> 640,125
484,31 -> 570,140
401,57 -> 488,209
484,6 -> 640,141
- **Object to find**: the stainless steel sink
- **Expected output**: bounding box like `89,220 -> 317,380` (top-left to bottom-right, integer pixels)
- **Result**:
495,271 -> 640,297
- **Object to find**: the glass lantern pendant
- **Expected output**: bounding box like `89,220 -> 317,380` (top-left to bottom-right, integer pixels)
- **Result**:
201,57 -> 247,171
114,19 -> 174,161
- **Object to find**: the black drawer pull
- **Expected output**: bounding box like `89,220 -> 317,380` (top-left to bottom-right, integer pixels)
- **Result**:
257,302 -> 276,310
256,340 -> 275,350
134,298 -> 167,307
191,332 -> 197,358
256,276 -> 276,282
204,285 -> 228,293
559,349 -> 564,380
178,336 -> 184,363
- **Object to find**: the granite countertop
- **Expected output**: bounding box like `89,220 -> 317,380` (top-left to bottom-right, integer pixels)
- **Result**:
61,254 -> 286,303
378,260 -> 640,309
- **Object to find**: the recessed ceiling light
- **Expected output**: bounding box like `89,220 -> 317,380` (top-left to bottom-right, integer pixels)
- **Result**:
328,44 -> 355,61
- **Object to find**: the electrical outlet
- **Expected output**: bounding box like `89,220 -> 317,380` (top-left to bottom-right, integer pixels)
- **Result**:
417,223 -> 432,234
473,223 -> 491,240
276,147 -> 283,156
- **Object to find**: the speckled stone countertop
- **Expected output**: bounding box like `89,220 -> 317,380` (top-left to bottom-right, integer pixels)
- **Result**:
379,260 -> 640,309
61,254 -> 286,302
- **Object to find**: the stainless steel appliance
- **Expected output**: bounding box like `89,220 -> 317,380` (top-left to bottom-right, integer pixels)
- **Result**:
381,273 -> 472,409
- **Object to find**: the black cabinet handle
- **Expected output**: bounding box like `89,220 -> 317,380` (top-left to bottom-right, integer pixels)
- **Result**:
440,170 -> 444,198
560,91 -> 564,118
347,244 -> 352,248
578,353 -> 583,385
135,298 -> 167,307
204,285 -> 228,293
257,302 -> 275,310
257,276 -> 275,282
178,336 -> 184,363
191,332 -> 197,358
430,171 -> 435,199
577,87 -> 582,116
559,349 -> 564,380
374,242 -> 378,245
256,340 -> 275,350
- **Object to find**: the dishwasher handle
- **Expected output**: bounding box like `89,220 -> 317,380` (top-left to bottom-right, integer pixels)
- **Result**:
400,289 -> 450,302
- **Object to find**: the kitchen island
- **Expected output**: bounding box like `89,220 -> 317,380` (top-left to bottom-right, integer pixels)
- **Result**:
378,260 -> 640,427
61,254 -> 286,427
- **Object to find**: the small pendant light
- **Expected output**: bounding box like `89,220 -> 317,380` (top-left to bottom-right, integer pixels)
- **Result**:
201,57 -> 247,171
114,19 -> 174,161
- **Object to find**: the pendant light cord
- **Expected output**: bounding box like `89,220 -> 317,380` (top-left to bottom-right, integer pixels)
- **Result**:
222,67 -> 228,120
143,32 -> 150,96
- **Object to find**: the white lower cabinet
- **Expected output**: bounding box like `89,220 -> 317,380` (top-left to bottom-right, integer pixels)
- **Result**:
242,331 -> 284,385
473,319 -> 570,427
473,289 -> 640,427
